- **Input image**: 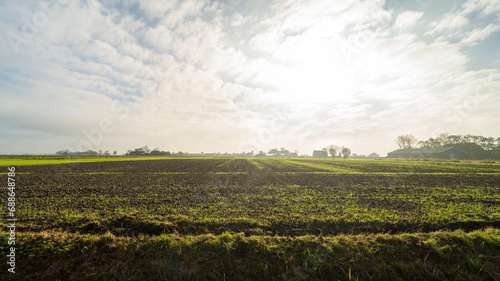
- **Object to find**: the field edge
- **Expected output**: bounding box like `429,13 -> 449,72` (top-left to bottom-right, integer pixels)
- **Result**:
1,228 -> 499,281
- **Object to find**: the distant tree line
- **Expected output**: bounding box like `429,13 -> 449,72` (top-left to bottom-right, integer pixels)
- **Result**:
55,145 -> 176,157
325,145 -> 351,159
395,133 -> 500,150
267,147 -> 299,156
395,133 -> 500,159
56,149 -> 117,156
125,146 -> 172,156
268,147 -> 289,155
418,133 -> 499,151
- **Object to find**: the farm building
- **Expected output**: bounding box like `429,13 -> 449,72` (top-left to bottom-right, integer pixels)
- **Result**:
387,147 -> 467,159
443,143 -> 489,160
312,150 -> 328,158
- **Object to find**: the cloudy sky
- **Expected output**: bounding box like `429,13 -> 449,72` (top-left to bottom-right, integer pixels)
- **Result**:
1,0 -> 499,156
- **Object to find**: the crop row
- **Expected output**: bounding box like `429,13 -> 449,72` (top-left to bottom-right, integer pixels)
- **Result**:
2,158 -> 499,236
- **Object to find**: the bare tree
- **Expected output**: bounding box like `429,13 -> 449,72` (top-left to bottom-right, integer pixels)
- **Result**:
326,145 -> 341,158
436,133 -> 449,145
342,147 -> 351,159
268,148 -> 279,154
447,135 -> 463,144
480,136 -> 496,150
418,140 -> 431,147
113,151 -> 117,156
338,146 -> 345,158
463,134 -> 474,143
395,134 -> 418,149
418,135 -> 448,148
419,133 -> 500,150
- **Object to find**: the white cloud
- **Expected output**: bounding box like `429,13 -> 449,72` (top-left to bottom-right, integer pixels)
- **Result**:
159,0 -> 205,28
462,0 -> 500,16
144,24 -> 173,52
426,13 -> 469,36
138,0 -> 177,19
460,23 -> 500,46
249,28 -> 284,54
422,0 -> 500,52
1,0 -> 500,155
394,11 -> 424,30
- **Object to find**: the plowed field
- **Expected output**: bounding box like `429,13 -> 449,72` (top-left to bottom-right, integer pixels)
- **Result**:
5,158 -> 500,236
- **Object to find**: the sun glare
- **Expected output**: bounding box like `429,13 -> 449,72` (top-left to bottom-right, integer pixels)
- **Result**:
270,35 -> 356,103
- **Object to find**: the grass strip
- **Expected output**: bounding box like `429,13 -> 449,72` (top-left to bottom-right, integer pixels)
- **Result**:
1,229 -> 499,281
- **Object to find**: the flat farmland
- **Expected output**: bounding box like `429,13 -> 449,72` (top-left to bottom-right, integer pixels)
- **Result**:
9,158 -> 500,235
1,158 -> 500,280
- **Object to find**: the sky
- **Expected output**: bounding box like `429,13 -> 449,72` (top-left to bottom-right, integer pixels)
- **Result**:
1,0 -> 500,156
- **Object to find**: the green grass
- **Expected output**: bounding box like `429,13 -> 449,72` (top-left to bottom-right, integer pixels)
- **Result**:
0,155 -> 216,166
1,229 -> 499,280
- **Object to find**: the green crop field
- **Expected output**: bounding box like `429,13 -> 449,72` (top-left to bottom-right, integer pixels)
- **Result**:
0,156 -> 202,167
1,157 -> 499,280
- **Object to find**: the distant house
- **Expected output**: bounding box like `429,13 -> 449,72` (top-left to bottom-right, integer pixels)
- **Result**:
387,147 -> 467,159
312,150 -> 328,158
